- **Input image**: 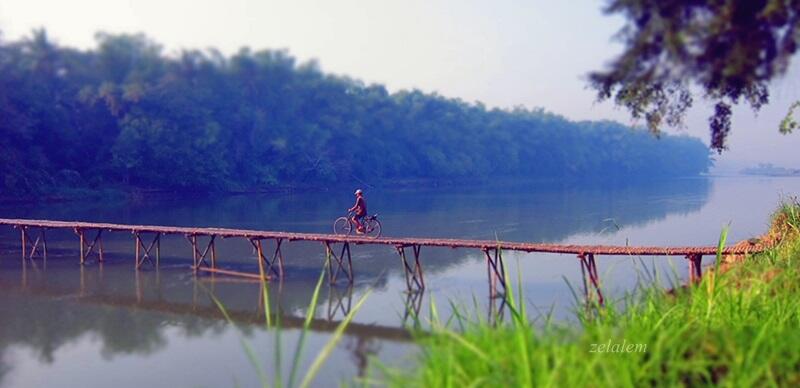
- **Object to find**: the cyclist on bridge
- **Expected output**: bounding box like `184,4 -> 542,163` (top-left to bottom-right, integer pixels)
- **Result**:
348,189 -> 368,234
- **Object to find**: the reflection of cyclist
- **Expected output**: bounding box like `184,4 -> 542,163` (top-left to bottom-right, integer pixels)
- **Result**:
348,189 -> 368,234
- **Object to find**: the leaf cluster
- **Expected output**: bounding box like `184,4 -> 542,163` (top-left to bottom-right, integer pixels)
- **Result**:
591,0 -> 800,151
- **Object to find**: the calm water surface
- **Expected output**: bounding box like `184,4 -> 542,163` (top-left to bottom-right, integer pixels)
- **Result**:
1,176 -> 798,387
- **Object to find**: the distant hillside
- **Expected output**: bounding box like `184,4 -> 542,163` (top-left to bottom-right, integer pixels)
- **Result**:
0,31 -> 711,198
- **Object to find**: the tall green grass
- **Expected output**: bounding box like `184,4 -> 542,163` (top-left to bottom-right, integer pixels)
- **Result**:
382,201 -> 800,387
209,253 -> 371,388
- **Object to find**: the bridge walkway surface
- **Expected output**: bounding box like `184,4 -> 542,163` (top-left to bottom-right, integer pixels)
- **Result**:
0,218 -> 766,306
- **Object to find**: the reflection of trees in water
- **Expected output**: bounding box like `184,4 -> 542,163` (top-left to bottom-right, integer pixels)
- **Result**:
0,178 -> 711,280
0,292 -> 225,363
328,178 -> 714,276
0,352 -> 9,387
0,262 -> 398,386
1,178 -> 710,239
390,178 -> 712,242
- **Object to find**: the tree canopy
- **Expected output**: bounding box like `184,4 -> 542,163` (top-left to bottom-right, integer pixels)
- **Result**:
591,0 -> 800,151
0,30 -> 710,198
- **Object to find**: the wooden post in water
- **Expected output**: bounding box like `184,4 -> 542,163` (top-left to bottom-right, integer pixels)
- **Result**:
211,237 -> 217,268
78,229 -> 85,264
40,228 -> 48,260
20,227 -> 26,260
97,231 -> 104,263
135,233 -> 140,269
156,234 -> 161,267
255,239 -> 266,280
686,254 -> 703,283
190,235 -> 198,270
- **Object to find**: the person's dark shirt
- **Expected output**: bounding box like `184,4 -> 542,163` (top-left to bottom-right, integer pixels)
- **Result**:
353,196 -> 367,215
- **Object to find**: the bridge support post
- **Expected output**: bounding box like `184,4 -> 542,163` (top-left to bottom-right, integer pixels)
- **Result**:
395,245 -> 425,291
578,253 -> 604,306
134,232 -> 161,269
16,226 -> 47,260
250,238 -> 284,280
186,234 -> 216,271
482,247 -> 507,299
253,239 -> 266,280
271,238 -> 284,279
483,248 -> 508,323
686,254 -> 703,283
324,241 -> 353,284
20,226 -> 25,260
74,228 -> 104,264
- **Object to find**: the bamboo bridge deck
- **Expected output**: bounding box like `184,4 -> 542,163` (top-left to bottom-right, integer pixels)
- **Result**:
0,218 -> 766,305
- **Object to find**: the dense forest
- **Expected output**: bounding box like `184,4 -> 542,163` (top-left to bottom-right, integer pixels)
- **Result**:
0,31 -> 711,198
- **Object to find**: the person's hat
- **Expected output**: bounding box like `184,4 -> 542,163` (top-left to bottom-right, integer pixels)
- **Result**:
354,189 -> 363,195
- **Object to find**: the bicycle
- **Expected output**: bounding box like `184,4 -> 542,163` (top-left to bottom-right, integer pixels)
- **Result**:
333,211 -> 382,238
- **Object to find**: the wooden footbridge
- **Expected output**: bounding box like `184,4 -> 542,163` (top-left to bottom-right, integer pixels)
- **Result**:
1,218 -> 765,305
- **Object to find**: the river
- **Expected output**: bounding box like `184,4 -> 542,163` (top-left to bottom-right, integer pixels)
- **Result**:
0,176 -> 797,387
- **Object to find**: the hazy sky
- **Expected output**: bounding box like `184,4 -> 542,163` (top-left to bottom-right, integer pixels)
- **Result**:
1,0 -> 798,169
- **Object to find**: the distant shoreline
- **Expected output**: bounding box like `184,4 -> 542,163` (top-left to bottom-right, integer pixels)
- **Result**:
740,172 -> 800,177
0,175 -> 711,204
739,163 -> 800,177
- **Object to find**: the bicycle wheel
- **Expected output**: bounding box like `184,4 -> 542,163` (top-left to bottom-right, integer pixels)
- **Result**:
333,217 -> 352,235
365,219 -> 382,239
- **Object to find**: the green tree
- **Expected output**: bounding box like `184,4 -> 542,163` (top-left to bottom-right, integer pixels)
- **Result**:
591,0 -> 800,151
0,30 -> 713,198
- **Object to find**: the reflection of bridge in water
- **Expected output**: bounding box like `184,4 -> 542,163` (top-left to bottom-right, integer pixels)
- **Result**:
1,217 -> 765,306
0,278 -> 413,342
0,261 -> 417,381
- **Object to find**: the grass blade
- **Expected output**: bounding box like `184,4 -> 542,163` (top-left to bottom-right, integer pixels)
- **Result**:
288,264 -> 328,388
299,290 -> 373,388
207,288 -> 270,387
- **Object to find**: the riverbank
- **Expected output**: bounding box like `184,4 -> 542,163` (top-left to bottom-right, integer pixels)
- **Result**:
382,200 -> 800,386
